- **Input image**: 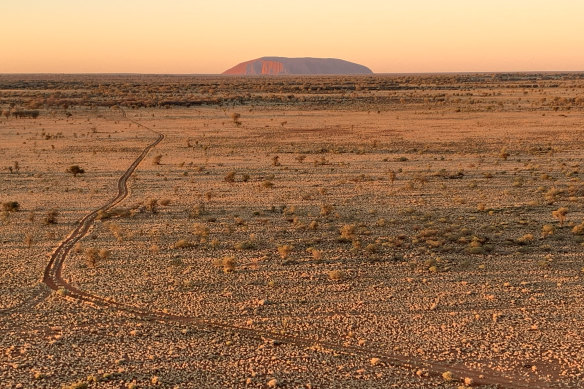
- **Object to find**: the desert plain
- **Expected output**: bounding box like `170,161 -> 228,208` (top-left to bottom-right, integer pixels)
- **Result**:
1,73 -> 584,388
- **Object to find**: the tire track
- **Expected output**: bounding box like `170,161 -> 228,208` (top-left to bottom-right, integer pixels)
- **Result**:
1,110 -> 162,315
43,113 -> 163,293
40,114 -> 551,389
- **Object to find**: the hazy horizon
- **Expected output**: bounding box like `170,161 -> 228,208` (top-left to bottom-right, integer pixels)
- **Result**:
1,0 -> 583,74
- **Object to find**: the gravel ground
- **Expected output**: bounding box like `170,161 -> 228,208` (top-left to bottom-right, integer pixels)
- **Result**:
1,97 -> 584,388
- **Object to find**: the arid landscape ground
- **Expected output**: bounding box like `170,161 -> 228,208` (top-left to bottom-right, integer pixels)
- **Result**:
1,73 -> 584,388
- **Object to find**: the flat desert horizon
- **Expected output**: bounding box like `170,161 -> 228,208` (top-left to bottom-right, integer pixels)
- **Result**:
1,72 -> 584,388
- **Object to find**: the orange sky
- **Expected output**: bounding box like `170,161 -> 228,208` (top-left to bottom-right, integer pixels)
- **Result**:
1,0 -> 583,74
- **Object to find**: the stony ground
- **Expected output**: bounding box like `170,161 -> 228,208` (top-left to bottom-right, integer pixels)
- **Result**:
1,78 -> 584,388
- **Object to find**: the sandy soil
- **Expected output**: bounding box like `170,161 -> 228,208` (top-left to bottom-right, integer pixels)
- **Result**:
1,75 -> 584,388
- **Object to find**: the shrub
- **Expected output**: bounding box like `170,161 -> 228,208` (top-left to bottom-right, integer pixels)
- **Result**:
173,239 -> 193,249
365,243 -> 379,254
442,371 -> 453,382
552,207 -> 568,226
223,257 -> 236,273
66,165 -> 85,177
234,240 -> 255,250
105,222 -> 125,242
84,248 -> 99,268
96,207 -> 130,220
231,112 -> 242,126
277,244 -> 293,259
12,110 -> 39,119
516,234 -> 534,245
193,223 -> 210,241
310,249 -> 322,260
542,224 -> 554,238
545,188 -> 563,203
224,171 -> 236,182
43,209 -> 58,224
188,203 -> 205,218
466,238 -> 485,254
328,270 -> 343,280
572,222 -> 584,235
2,201 -> 20,212
145,198 -> 158,213
339,224 -> 356,241
214,256 -> 236,273
283,205 -> 296,216
320,204 -> 333,217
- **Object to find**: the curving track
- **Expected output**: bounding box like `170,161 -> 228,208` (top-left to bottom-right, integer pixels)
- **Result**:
37,113 -> 550,389
42,114 -> 164,296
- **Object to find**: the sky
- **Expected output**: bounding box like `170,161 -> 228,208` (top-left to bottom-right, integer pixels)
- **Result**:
1,0 -> 583,74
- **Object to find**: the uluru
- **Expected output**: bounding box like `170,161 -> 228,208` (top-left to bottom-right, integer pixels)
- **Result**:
222,57 -> 373,75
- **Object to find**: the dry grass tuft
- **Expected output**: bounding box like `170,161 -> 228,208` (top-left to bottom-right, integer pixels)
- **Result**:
339,224 -> 356,241
277,244 -> 293,259
173,239 -> 194,249
214,256 -> 236,273
84,248 -> 99,268
328,270 -> 344,280
552,207 -> 568,226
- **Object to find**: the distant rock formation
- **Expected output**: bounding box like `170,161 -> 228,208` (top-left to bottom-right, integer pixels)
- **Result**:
222,57 -> 373,75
